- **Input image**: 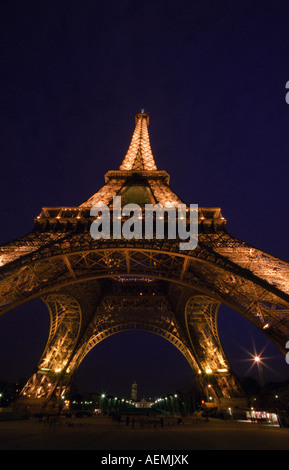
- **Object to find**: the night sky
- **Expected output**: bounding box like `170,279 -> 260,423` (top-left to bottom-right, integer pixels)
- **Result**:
0,0 -> 289,400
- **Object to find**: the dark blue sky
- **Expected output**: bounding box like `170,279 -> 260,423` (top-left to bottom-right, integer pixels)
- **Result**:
0,0 -> 289,398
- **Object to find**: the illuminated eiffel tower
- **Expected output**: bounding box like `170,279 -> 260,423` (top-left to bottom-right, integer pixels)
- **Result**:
2,111 -> 289,412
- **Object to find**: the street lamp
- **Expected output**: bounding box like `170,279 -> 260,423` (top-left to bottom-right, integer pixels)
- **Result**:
253,354 -> 264,385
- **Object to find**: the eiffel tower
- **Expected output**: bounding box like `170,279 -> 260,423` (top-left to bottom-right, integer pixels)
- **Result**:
2,111 -> 289,412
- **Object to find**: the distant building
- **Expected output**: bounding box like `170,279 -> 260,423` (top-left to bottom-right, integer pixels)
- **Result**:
134,399 -> 152,409
131,381 -> 137,401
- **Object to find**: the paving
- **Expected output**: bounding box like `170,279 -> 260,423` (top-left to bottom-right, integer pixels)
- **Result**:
0,415 -> 288,451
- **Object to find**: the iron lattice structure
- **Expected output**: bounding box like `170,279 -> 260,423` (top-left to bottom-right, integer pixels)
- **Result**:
1,112 -> 289,411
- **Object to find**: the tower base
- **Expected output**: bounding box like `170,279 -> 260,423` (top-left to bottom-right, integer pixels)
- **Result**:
12,396 -> 62,415
218,397 -> 248,410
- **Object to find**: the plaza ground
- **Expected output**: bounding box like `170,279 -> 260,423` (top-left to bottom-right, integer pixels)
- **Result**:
0,415 -> 289,450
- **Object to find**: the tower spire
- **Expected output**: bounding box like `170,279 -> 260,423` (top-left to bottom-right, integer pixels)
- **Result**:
119,111 -> 157,171
79,111 -> 184,208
